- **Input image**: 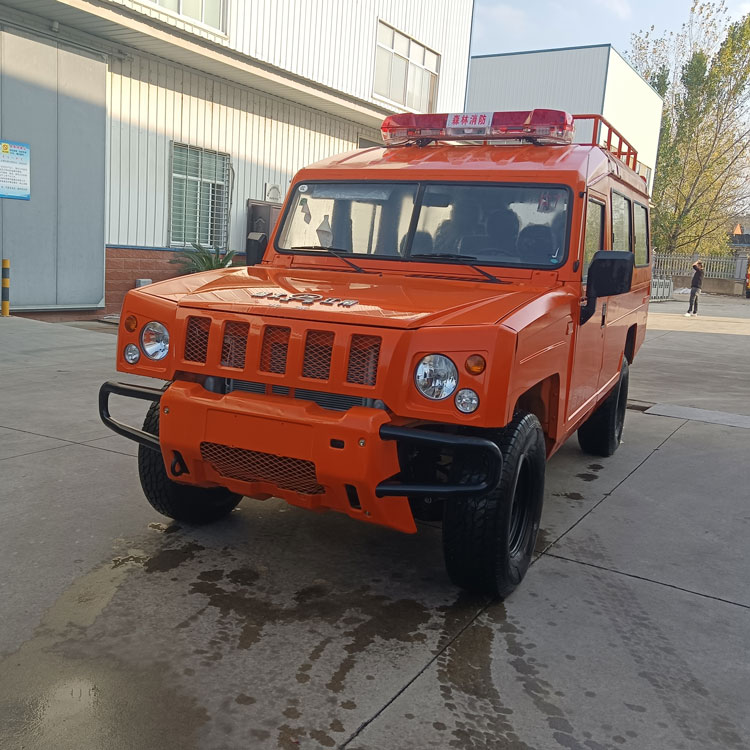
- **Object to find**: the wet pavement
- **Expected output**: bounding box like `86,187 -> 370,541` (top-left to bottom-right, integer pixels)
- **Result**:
1,308 -> 749,750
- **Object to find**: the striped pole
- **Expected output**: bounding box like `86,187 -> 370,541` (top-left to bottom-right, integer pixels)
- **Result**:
1,259 -> 9,316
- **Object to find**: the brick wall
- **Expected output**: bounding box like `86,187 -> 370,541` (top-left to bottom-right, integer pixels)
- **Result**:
105,247 -> 247,315
105,248 -> 184,315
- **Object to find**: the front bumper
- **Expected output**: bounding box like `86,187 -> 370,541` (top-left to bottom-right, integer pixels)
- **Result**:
99,381 -> 503,533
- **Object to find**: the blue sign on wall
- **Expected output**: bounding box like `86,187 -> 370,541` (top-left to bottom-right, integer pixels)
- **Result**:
0,140 -> 31,200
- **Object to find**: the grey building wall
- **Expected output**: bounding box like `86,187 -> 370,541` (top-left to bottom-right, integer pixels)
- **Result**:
0,29 -> 106,309
467,46 -> 612,144
107,53 -> 380,252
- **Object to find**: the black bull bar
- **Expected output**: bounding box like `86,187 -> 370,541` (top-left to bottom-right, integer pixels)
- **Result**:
98,381 -> 503,499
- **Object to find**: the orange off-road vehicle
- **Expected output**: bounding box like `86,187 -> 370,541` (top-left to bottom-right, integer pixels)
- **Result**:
100,110 -> 651,597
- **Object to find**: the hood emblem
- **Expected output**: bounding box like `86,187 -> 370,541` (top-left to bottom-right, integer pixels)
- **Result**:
251,291 -> 359,307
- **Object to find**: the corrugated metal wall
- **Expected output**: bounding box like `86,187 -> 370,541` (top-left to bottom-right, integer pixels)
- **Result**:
107,54 -> 380,251
226,0 -> 473,112
467,46 -> 611,144
105,0 -> 473,113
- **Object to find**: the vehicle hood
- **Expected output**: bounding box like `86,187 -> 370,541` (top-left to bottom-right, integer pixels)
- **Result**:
142,266 -> 543,329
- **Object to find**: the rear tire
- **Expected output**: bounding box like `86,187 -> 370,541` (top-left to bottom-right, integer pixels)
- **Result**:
442,412 -> 546,598
577,359 -> 629,457
138,403 -> 242,524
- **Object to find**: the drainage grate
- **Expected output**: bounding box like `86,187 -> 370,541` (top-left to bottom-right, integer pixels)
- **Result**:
200,442 -> 325,494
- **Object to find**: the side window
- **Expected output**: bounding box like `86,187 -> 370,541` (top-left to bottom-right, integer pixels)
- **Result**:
583,200 -> 604,277
633,203 -> 649,266
612,193 -> 632,252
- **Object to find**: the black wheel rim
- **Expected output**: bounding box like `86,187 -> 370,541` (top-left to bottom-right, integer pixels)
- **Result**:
508,456 -> 532,556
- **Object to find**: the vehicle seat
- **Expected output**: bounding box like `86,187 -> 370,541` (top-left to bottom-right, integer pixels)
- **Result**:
400,230 -> 434,255
517,224 -> 555,264
486,209 -> 519,256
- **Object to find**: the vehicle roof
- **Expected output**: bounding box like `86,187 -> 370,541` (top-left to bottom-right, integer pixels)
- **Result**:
297,143 -> 649,197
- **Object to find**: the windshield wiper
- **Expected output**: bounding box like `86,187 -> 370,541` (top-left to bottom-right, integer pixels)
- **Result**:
411,253 -> 508,284
289,245 -> 366,273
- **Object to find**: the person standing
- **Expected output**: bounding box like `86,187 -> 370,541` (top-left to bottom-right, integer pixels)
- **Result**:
685,260 -> 704,316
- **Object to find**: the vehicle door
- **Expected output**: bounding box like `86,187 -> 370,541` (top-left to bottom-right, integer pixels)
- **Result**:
566,196 -> 607,422
600,192 -> 650,388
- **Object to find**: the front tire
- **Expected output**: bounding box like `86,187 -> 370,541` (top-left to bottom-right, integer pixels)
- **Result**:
138,403 -> 242,524
442,412 -> 546,598
577,359 -> 629,457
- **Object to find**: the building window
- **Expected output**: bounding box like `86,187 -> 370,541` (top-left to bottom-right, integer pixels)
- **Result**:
170,144 -> 230,250
152,0 -> 224,30
374,22 -> 439,111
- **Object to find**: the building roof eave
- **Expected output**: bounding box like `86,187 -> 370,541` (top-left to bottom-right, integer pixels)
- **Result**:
0,0 -> 392,130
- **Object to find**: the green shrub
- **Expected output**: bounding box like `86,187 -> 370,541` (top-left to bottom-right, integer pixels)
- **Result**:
170,243 -> 236,273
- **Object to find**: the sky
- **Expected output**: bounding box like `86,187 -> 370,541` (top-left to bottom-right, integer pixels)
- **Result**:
470,0 -> 750,58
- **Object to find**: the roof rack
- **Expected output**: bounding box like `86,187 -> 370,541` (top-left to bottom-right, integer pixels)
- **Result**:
379,110 -> 640,173
572,114 -> 638,171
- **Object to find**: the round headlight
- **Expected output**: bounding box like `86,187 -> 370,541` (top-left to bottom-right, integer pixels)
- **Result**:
455,388 -> 480,414
140,321 -> 170,360
123,343 -> 140,364
415,355 -> 458,400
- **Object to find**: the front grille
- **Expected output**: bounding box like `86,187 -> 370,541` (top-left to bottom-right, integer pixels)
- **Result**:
260,326 -> 290,373
184,318 -> 382,391
295,388 -> 367,411
347,335 -> 381,385
184,316 -> 211,363
302,330 -> 334,380
200,442 -> 324,495
227,379 -> 369,411
230,379 -> 265,394
221,321 -> 249,368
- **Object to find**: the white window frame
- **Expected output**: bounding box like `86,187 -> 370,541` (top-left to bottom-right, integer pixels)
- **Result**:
140,0 -> 226,33
170,143 -> 231,251
373,21 -> 440,112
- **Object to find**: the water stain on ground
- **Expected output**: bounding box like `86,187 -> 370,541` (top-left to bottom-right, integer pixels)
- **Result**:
437,600 -> 535,750
553,491 -> 585,501
143,542 -> 204,573
0,554 -> 209,750
576,473 -> 598,482
569,535 -> 745,749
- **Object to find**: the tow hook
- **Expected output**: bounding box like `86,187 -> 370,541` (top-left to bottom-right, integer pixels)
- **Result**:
170,452 -> 189,477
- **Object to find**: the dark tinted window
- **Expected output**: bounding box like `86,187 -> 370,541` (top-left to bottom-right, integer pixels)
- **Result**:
612,193 -> 632,252
583,200 -> 604,277
633,203 -> 649,266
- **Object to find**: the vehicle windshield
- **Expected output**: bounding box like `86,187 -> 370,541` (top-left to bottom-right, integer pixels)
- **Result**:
277,182 -> 569,268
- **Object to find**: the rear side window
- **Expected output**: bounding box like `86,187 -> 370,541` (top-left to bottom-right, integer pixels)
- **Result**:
612,193 -> 631,252
633,203 -> 649,266
583,200 -> 604,277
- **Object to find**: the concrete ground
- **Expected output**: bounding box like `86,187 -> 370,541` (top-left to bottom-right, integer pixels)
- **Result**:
0,298 -> 748,750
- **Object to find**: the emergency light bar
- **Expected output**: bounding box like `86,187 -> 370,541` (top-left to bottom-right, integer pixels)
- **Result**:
381,109 -> 575,146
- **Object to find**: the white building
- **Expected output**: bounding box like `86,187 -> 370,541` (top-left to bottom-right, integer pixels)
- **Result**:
467,44 -> 663,191
0,0 -> 473,313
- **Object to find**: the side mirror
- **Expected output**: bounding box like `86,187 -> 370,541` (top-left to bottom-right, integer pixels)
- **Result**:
580,250 -> 634,324
246,232 -> 268,266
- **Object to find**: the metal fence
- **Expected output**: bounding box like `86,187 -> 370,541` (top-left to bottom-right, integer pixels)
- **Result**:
649,277 -> 673,302
652,253 -> 746,280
